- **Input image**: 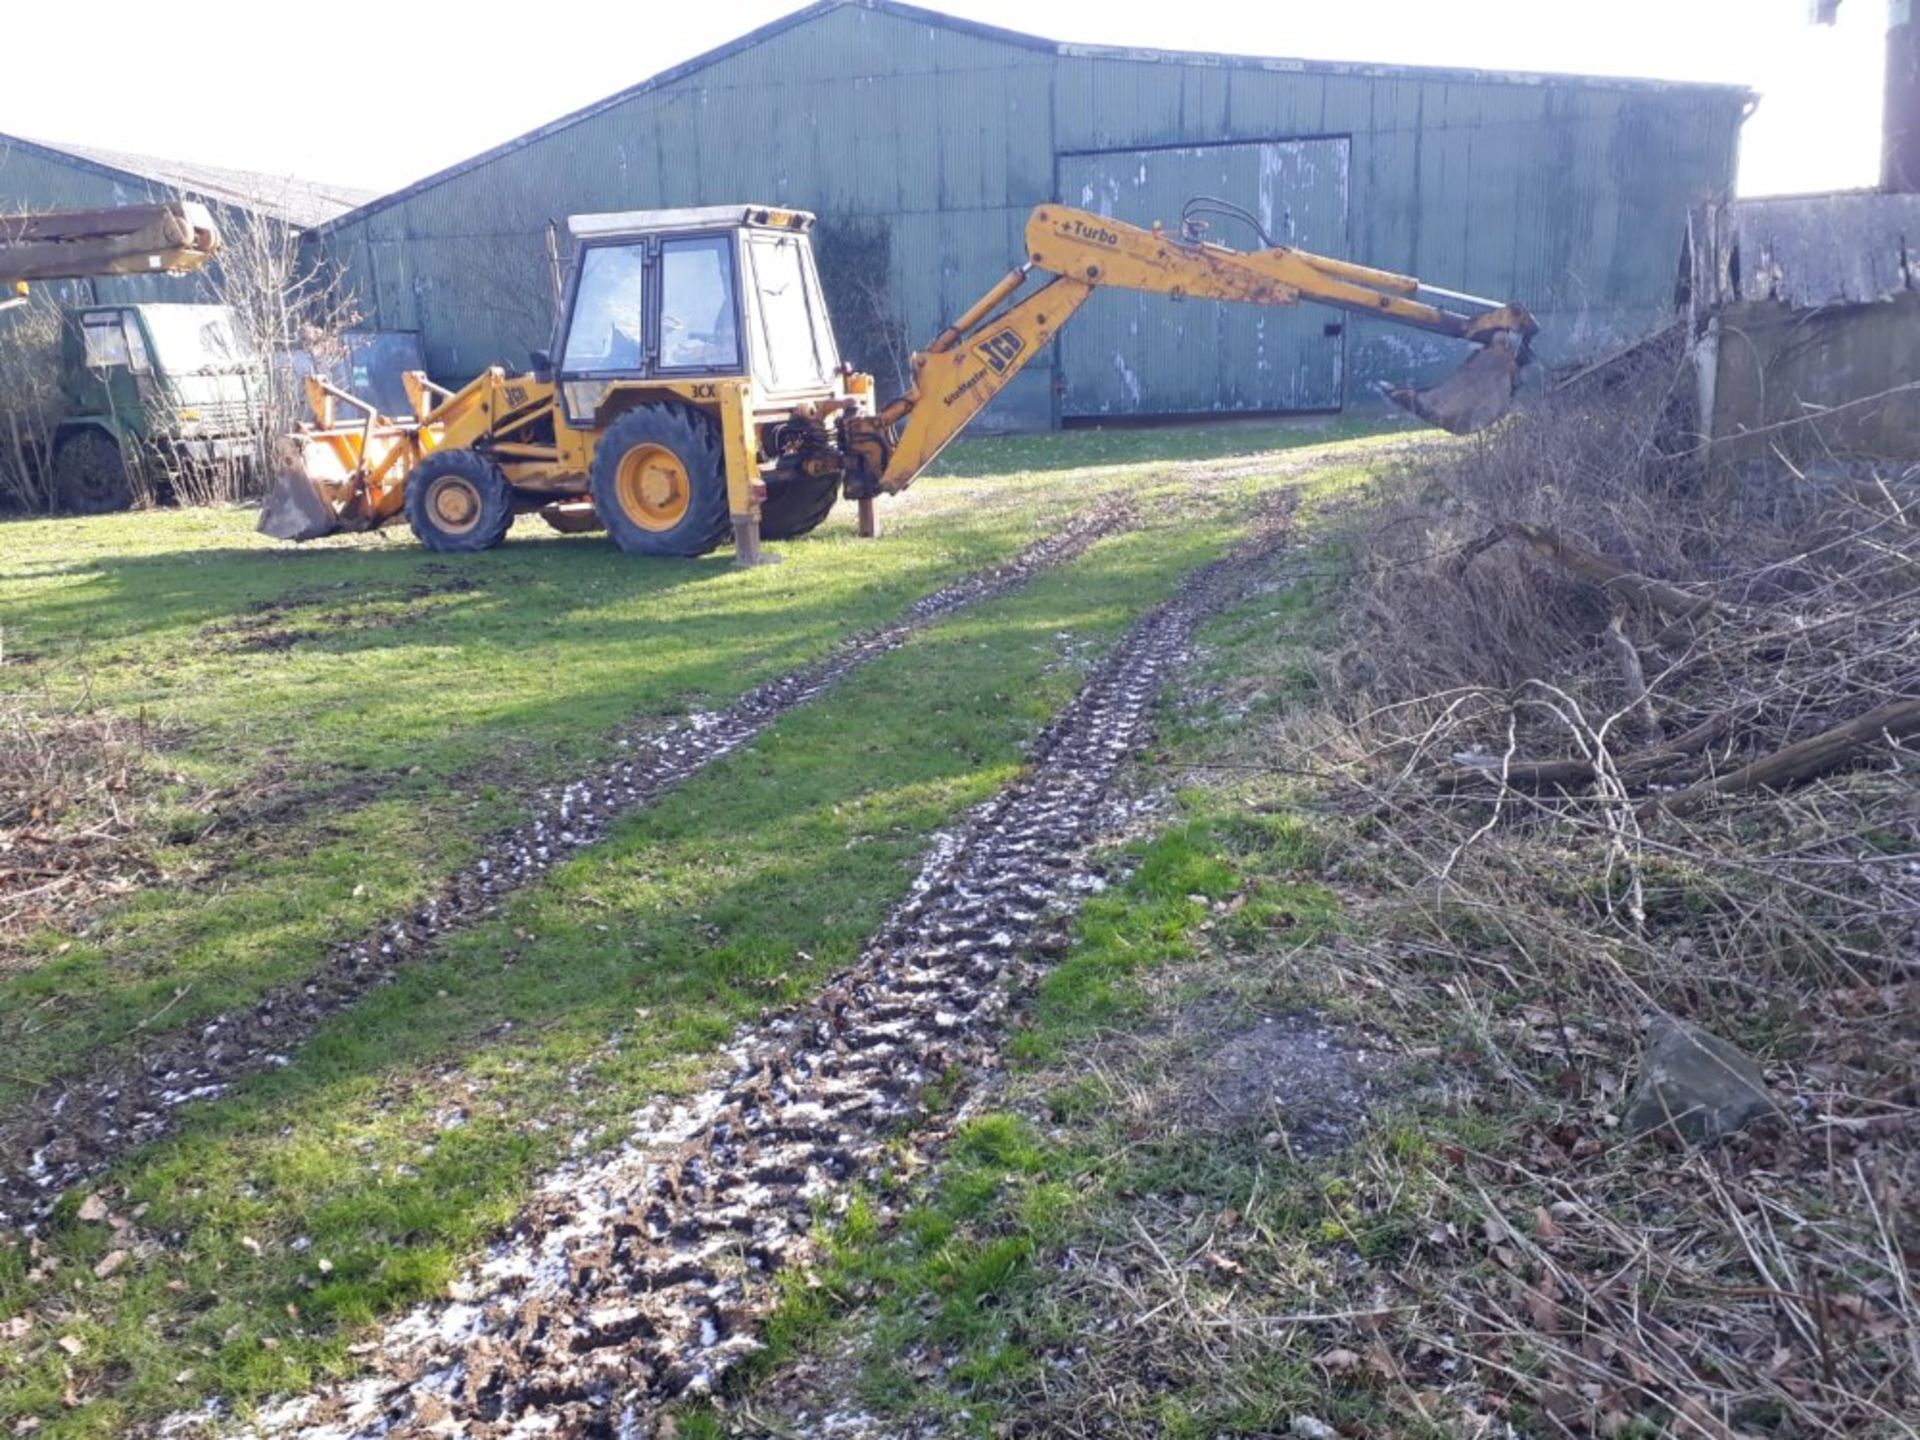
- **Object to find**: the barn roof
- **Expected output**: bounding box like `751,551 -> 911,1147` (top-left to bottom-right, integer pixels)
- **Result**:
0,134 -> 378,230
307,0 -> 1752,239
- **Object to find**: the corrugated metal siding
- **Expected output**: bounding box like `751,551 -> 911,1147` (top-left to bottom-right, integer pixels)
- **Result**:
311,5 -> 1746,429
1059,138 -> 1350,417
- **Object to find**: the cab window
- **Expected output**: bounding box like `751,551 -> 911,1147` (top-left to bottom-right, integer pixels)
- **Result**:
748,233 -> 829,391
561,243 -> 646,374
81,313 -> 132,369
658,236 -> 740,371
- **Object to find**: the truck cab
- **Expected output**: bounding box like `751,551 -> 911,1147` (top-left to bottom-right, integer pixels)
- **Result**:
53,302 -> 262,513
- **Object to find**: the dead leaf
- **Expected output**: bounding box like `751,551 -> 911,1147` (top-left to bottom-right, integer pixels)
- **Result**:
1365,1343 -> 1399,1380
174,1369 -> 196,1385
57,1334 -> 83,1356
1316,1346 -> 1362,1372
0,1316 -> 29,1342
1534,1205 -> 1561,1242
1525,1286 -> 1558,1332
92,1251 -> 128,1280
75,1195 -> 108,1224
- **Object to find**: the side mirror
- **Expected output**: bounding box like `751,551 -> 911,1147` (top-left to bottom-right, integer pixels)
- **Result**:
530,349 -> 553,381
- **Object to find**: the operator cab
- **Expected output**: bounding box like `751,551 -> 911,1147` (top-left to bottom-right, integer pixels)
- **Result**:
553,204 -> 842,425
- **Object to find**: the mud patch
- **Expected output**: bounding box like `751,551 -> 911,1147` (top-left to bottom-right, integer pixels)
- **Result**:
200,572 -> 482,653
0,501 -> 1140,1230
1178,1006 -> 1396,1155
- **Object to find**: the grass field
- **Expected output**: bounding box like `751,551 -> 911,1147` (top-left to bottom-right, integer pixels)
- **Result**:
0,423 -> 1402,1435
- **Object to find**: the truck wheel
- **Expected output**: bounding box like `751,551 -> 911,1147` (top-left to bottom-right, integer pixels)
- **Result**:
590,405 -> 730,557
759,473 -> 840,541
404,449 -> 514,552
52,431 -> 132,514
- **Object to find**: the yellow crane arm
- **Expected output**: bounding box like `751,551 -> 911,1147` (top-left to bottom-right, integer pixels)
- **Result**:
873,204 -> 1536,490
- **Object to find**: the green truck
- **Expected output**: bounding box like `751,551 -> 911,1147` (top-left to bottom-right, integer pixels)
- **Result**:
49,301 -> 262,513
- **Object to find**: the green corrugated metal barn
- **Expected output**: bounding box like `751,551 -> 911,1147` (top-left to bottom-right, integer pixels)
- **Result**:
305,0 -> 1749,431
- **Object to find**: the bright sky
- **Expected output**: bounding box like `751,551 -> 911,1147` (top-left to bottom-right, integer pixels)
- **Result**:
2,0 -> 1886,198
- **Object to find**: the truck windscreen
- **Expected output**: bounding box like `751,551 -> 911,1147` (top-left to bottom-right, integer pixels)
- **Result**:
140,307 -> 251,375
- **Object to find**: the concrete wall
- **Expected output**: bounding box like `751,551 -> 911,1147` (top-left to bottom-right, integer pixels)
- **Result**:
1706,293 -> 1920,465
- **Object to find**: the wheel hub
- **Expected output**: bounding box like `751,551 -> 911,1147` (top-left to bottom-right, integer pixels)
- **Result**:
430,478 -> 481,533
615,444 -> 690,532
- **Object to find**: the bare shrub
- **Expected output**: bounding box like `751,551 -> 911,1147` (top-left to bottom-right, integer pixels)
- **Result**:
813,216 -> 911,401
0,293 -> 64,513
0,690 -> 170,970
1278,360 -> 1920,1437
191,205 -> 358,505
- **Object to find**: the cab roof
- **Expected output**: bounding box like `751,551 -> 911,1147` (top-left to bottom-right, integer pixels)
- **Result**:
567,204 -> 815,239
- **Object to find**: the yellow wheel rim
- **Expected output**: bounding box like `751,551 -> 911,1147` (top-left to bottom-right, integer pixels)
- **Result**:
427,476 -> 482,535
614,444 -> 691,532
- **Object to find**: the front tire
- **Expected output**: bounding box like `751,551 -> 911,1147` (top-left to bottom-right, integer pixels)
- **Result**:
589,405 -> 730,557
52,430 -> 133,514
404,449 -> 514,552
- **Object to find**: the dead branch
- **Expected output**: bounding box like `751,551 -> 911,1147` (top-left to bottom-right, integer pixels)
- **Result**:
1507,522 -> 1723,626
1438,711 -> 1730,793
1642,698 -> 1920,819
1603,612 -> 1661,739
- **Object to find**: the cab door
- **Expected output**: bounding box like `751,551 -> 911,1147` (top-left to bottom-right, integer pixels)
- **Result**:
71,309 -> 156,437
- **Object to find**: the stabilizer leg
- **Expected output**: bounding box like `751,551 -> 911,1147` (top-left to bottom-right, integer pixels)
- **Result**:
732,514 -> 783,567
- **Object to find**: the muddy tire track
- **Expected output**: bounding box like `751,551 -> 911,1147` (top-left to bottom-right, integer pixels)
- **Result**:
0,501 -> 1138,1230
205,501 -> 1295,1440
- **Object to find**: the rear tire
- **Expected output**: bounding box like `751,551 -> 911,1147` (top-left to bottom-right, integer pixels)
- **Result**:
52,431 -> 132,515
590,405 -> 730,557
404,449 -> 514,552
759,473 -> 840,541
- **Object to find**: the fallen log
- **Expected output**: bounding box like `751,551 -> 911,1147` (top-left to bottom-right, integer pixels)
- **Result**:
1641,698 -> 1920,819
1507,522 -> 1722,626
1439,712 -> 1730,794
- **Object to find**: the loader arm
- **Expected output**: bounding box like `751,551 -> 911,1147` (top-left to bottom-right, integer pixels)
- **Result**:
871,204 -> 1537,492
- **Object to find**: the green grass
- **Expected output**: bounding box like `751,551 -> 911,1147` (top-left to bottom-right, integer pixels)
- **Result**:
0,426 -> 1395,1107
0,425 -> 1410,1436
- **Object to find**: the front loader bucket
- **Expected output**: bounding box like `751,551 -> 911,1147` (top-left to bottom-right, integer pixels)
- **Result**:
1379,340 -> 1522,436
257,413 -> 418,542
257,467 -> 348,542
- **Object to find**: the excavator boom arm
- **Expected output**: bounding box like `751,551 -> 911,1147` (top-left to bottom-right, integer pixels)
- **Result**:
875,204 -> 1535,491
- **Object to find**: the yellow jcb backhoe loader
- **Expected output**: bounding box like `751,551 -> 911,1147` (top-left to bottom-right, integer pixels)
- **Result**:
261,198 -> 1535,559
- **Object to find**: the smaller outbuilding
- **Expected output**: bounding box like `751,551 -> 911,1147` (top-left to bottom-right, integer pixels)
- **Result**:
1681,191 -> 1920,467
